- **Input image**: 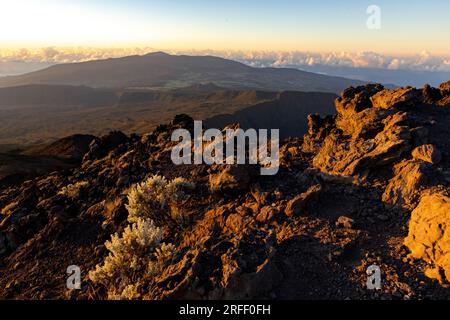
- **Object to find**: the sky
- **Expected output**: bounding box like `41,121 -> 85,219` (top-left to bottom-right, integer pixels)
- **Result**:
1,0 -> 450,55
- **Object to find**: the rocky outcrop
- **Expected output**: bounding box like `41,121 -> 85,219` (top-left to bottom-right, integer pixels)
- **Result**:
370,87 -> 423,110
83,131 -> 129,162
302,114 -> 336,153
412,144 -> 442,164
334,84 -> 384,118
306,82 -> 450,289
308,83 -> 449,180
312,99 -> 412,176
439,81 -> 450,95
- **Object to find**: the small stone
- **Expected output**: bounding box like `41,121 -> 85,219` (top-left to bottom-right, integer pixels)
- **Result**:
285,184 -> 322,217
336,216 -> 355,229
256,206 -> 278,222
209,165 -> 255,193
412,144 -> 442,164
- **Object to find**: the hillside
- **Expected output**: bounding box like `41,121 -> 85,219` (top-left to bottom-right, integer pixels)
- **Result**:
0,85 -> 116,107
0,81 -> 449,300
0,52 -> 366,93
205,91 -> 337,139
0,86 -> 333,146
0,134 -> 95,188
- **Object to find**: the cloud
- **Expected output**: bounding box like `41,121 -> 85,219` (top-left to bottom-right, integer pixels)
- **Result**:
1,47 -> 450,72
0,47 -> 157,64
179,49 -> 450,72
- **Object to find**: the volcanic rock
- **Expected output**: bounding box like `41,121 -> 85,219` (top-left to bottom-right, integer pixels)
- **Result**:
412,144 -> 442,164
285,184 -> 322,217
370,87 -> 422,110
382,160 -> 428,209
404,192 -> 450,284
209,165 -> 256,193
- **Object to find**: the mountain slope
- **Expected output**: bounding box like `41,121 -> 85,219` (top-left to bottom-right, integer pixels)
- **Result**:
0,82 -> 449,300
205,91 -> 337,139
0,86 -> 332,146
0,52 -> 366,93
0,84 -> 116,107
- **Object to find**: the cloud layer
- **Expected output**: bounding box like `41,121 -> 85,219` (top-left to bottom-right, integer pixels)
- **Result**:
1,47 -> 450,72
207,50 -> 450,73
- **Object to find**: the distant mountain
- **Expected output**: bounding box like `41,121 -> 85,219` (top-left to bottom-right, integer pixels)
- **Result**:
0,52 -> 366,93
205,91 -> 337,139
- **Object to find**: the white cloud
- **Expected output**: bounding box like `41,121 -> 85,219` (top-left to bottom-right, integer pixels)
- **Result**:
1,47 -> 450,72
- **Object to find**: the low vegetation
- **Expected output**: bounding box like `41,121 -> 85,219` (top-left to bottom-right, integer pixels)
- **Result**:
126,175 -> 195,228
89,175 -> 193,299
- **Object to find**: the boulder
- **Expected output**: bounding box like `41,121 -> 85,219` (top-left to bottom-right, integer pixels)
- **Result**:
256,206 -> 278,222
312,97 -> 411,177
336,216 -> 355,229
225,214 -> 247,234
404,192 -> 450,284
439,81 -> 450,95
209,165 -> 255,193
83,131 -> 129,162
302,114 -> 336,153
412,144 -> 442,164
422,84 -> 443,104
382,160 -> 428,209
438,95 -> 450,107
313,118 -> 411,176
335,107 -> 391,139
172,114 -> 194,127
285,184 -> 322,217
347,121 -> 410,174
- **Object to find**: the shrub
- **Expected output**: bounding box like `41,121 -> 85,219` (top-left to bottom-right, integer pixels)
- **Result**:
126,175 -> 195,228
90,174 -> 194,299
89,218 -> 173,300
58,181 -> 89,199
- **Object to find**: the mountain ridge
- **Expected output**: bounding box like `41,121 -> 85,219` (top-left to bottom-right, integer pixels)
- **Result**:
0,52 -> 366,93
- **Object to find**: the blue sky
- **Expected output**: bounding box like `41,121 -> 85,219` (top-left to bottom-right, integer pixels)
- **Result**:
1,0 -> 449,54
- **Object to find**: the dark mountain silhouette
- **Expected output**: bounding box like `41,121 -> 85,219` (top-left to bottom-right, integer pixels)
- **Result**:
0,134 -> 96,188
24,134 -> 96,160
0,52 -> 366,93
205,91 -> 337,139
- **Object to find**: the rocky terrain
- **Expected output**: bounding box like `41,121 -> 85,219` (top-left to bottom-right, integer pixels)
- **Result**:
0,81 -> 449,300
